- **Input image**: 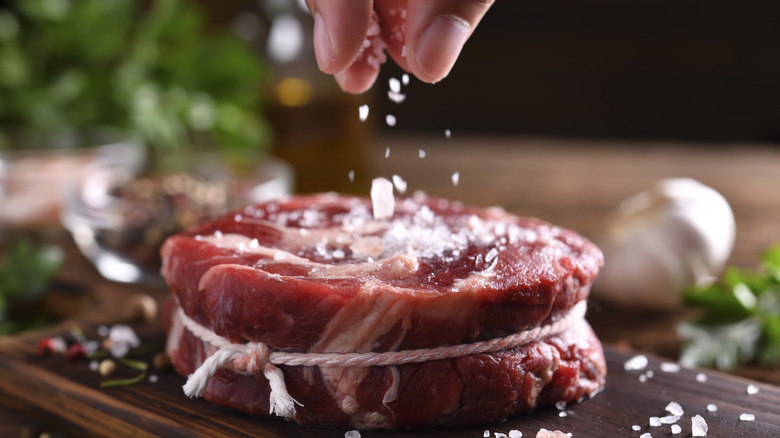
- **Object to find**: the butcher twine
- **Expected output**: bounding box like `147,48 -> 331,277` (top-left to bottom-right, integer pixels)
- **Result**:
179,300 -> 588,418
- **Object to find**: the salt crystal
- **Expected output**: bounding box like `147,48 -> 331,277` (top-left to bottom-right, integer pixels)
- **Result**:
696,373 -> 708,383
623,354 -> 649,371
345,431 -> 361,438
558,411 -> 567,417
660,362 -> 681,373
555,401 -> 567,410
387,90 -> 406,103
445,128 -> 452,138
671,424 -> 681,434
495,433 -> 507,438
149,374 -> 158,383
691,415 -> 707,436
385,146 -> 390,158
348,169 -> 355,182
371,177 -> 395,219
484,430 -> 491,438
418,149 -> 426,158
389,77 -> 401,93
386,114 -> 396,126
739,413 -> 755,421
485,248 -> 498,263
631,425 -> 641,431
660,415 -> 680,424
359,104 -> 369,121
640,434 -> 652,438
97,325 -> 109,337
747,384 -> 759,395
392,175 -> 407,194
89,361 -> 99,372
451,171 -> 460,186
706,403 -> 717,412
639,374 -> 648,383
509,431 -> 522,438
649,417 -> 662,427
646,370 -> 655,378
402,73 -> 409,85
665,401 -> 684,416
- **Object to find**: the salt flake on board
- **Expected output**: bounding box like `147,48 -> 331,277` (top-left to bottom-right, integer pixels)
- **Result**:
691,414 -> 707,436
623,354 -> 648,371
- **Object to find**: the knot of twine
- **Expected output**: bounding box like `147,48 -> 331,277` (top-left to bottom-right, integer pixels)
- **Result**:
178,300 -> 587,419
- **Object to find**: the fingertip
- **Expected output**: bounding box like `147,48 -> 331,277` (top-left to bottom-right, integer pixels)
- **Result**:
410,14 -> 470,83
334,63 -> 381,94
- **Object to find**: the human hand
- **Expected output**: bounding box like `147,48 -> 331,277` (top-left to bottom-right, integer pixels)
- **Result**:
306,0 -> 495,94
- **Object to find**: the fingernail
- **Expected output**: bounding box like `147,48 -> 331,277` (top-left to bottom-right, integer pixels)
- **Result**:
414,15 -> 470,82
313,13 -> 332,71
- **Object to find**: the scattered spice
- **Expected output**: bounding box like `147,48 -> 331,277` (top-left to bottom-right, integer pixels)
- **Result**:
99,359 -> 116,376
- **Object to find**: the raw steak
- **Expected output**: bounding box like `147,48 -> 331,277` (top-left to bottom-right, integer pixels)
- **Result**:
161,193 -> 606,429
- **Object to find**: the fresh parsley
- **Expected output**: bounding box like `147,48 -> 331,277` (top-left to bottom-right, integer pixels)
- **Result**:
0,240 -> 64,335
680,245 -> 780,369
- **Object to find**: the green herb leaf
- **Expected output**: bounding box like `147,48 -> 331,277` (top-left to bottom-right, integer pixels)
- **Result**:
119,357 -> 149,371
680,246 -> 780,369
100,371 -> 147,388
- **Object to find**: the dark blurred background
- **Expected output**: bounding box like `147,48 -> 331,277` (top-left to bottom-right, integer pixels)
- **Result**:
372,0 -> 780,142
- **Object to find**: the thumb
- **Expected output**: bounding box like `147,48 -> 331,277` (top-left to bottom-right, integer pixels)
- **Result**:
307,0 -> 373,74
404,0 -> 494,83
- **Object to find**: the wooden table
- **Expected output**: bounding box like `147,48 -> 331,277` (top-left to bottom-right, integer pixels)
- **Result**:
1,136 -> 779,437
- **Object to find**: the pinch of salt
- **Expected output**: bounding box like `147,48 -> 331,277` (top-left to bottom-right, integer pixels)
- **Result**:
358,104 -> 369,121
392,175 -> 408,194
623,354 -> 649,371
371,177 -> 395,219
451,171 -> 460,186
386,114 -> 397,127
691,414 -> 707,436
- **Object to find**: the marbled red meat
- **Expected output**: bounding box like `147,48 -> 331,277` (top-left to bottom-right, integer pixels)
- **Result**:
161,193 -> 606,429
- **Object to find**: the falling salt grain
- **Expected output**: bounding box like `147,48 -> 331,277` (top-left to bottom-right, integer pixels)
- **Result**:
623,354 -> 649,371
649,417 -> 662,427
739,413 -> 755,422
418,149 -> 426,158
640,434 -> 652,438
345,430 -> 361,438
385,146 -> 390,158
348,169 -> 355,182
660,415 -> 680,424
747,384 -> 759,395
389,77 -> 401,93
671,424 -> 682,435
392,175 -> 407,194
149,374 -> 158,383
371,177 -> 395,219
495,433 -> 507,438
386,114 -> 397,126
402,73 -> 409,85
451,171 -> 460,186
691,414 -> 707,436
706,403 -> 717,412
483,430 -> 491,438
631,425 -> 641,431
445,128 -> 452,138
358,104 -> 369,121
508,431 -> 522,438
388,90 -> 406,103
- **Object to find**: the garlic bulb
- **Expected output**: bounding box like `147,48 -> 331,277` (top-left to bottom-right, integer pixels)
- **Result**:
593,178 -> 735,310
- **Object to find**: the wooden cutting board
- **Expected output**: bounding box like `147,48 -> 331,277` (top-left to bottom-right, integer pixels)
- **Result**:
1,312 -> 778,438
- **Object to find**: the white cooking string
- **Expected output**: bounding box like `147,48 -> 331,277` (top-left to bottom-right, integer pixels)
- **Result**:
178,300 -> 588,418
